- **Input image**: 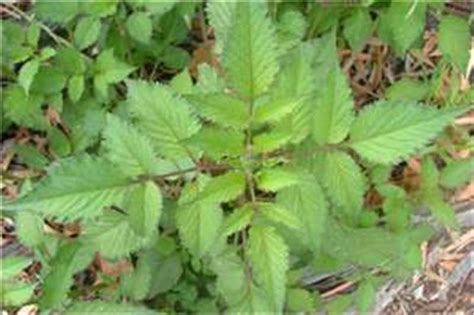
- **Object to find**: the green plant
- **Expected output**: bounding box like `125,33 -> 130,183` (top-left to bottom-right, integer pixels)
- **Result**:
1,1 -> 472,314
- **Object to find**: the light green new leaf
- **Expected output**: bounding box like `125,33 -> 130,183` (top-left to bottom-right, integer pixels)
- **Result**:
82,211 -> 155,259
253,129 -> 291,153
18,59 -> 39,94
68,74 -> 84,103
385,78 -> 429,102
312,67 -> 354,145
249,225 -> 289,313
343,9 -> 373,51
127,80 -> 200,159
313,150 -> 366,221
187,127 -> 244,160
286,288 -> 316,312
15,211 -> 45,248
65,301 -> 158,315
103,114 -> 159,177
176,202 -> 223,258
186,93 -> 248,130
196,172 -> 246,205
224,1 -> 279,99
125,181 -> 162,237
277,177 -> 328,252
6,156 -> 133,221
350,102 -> 464,164
439,158 -> 474,189
126,12 -> 153,44
258,203 -> 302,231
254,97 -> 303,124
257,168 -> 301,192
1,283 -> 34,307
438,15 -> 470,72
74,16 -> 101,50
0,256 -> 32,282
421,158 -> 458,228
220,206 -> 254,237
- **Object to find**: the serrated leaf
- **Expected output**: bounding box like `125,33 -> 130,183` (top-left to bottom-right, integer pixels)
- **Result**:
206,0 -> 236,55
94,49 -> 135,97
15,211 -> 45,248
313,150 -> 366,222
248,225 -> 289,313
277,177 -> 328,252
253,129 -> 291,154
125,181 -> 162,237
187,127 -> 244,160
420,157 -> 458,228
224,2 -> 279,99
68,74 -> 84,103
438,15 -> 470,71
286,288 -> 315,312
220,206 -> 254,237
82,211 -> 155,259
103,114 -> 159,177
74,16 -> 101,50
196,171 -> 246,205
440,158 -> 474,189
18,59 -> 39,94
54,47 -> 86,75
378,184 -> 410,233
257,168 -> 301,192
147,253 -> 183,296
126,12 -> 153,44
254,97 -> 303,124
1,282 -> 34,307
386,78 -> 429,102
350,102 -> 464,164
0,256 -> 32,282
3,86 -> 47,130
65,301 -> 158,315
312,67 -> 354,144
30,66 -> 67,95
120,256 -> 151,301
186,93 -> 248,130
258,203 -> 302,231
127,80 -> 200,159
41,244 -> 94,308
7,156 -> 133,221
176,202 -> 223,258
343,9 -> 373,51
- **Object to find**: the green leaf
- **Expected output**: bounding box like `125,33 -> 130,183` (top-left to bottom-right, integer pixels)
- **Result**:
249,225 -> 289,313
14,143 -> 49,170
120,257 -> 152,301
74,16 -> 101,50
176,202 -> 223,258
343,9 -> 373,51
254,97 -> 303,124
187,127 -> 244,160
0,256 -> 31,282
312,67 -> 354,145
257,203 -> 302,231
378,184 -> 410,233
350,102 -> 464,164
18,59 -> 40,94
276,10 -> 307,53
26,23 -> 41,47
440,158 -> 474,189
257,168 -> 301,192
103,114 -> 159,177
125,181 -> 162,237
48,127 -> 71,157
15,211 -> 45,248
94,49 -> 135,96
377,2 -> 426,55
126,12 -> 153,44
7,156 -> 133,221
357,278 -> 376,313
170,69 -> 193,95
438,15 -> 470,71
147,253 -> 183,296
220,206 -> 254,237
82,211 -> 155,259
206,0 -> 236,54
65,301 -> 158,315
35,0 -> 80,24
420,157 -> 458,228
194,172 -> 246,205
286,288 -> 315,312
127,80 -> 201,159
3,87 -> 47,130
313,150 -> 366,222
41,244 -> 94,308
187,93 -> 249,130
253,128 -> 291,153
224,2 -> 279,99
277,177 -> 328,252
30,66 -> 67,95
386,78 -> 429,101
68,74 -> 84,103
54,47 -> 86,75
